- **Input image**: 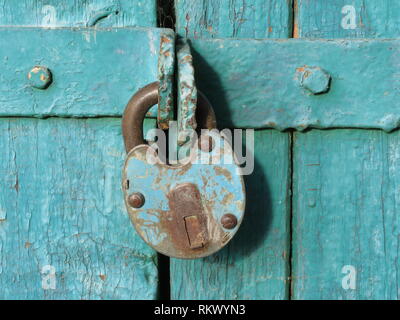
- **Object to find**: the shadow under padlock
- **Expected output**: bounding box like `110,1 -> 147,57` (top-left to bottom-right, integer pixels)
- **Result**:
122,82 -> 246,259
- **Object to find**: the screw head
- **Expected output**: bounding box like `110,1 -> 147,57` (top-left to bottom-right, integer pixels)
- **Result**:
198,135 -> 214,152
298,66 -> 331,95
128,192 -> 145,208
28,66 -> 52,89
221,214 -> 238,229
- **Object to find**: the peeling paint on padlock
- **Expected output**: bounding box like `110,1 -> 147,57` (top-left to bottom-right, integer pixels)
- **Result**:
122,131 -> 245,259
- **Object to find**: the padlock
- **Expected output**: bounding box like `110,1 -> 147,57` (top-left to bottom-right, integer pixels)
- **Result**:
122,82 -> 245,259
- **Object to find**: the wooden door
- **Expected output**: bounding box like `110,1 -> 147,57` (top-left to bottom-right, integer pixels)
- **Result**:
171,0 -> 292,299
172,0 -> 400,300
0,1 -> 161,299
1,1 -> 399,300
292,0 -> 400,300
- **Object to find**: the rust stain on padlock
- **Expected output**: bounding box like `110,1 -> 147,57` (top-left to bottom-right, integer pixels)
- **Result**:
184,216 -> 206,249
124,142 -> 245,259
122,83 -> 245,259
166,183 -> 208,252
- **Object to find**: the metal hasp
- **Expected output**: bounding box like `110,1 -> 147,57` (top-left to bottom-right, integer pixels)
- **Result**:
122,84 -> 245,259
190,38 -> 400,131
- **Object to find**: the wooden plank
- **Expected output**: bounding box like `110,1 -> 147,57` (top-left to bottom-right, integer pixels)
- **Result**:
0,118 -> 159,299
295,0 -> 400,38
171,130 -> 291,299
0,0 -> 156,27
172,0 -> 292,301
292,130 -> 400,299
0,0 -> 161,300
172,0 -> 292,300
0,27 -> 170,117
187,38 -> 400,131
292,1 -> 399,299
176,0 -> 293,38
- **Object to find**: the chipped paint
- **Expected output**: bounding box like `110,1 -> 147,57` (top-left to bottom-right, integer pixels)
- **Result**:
122,131 -> 245,259
157,30 -> 175,128
177,39 -> 197,146
0,28 -> 168,118
189,38 -> 400,131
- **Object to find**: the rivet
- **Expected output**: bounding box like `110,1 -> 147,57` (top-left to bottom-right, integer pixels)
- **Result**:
198,135 -> 214,152
28,66 -> 52,89
128,192 -> 145,208
221,214 -> 238,229
298,66 -> 331,95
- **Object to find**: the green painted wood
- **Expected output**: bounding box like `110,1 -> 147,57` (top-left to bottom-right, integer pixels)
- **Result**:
187,38 -> 400,131
172,0 -> 292,300
176,0 -> 293,38
171,130 -> 291,299
295,0 -> 400,38
292,1 -> 400,300
292,129 -> 400,299
0,0 -> 156,27
0,0 -> 160,300
0,27 -> 168,117
0,118 -> 159,299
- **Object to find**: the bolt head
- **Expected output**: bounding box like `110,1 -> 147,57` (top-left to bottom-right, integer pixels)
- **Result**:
128,192 -> 145,208
28,66 -> 52,89
299,66 -> 331,95
221,214 -> 238,229
198,135 -> 214,152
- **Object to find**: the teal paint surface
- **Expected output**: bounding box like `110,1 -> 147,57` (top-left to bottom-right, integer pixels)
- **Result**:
0,0 -> 160,300
0,27 -> 171,117
172,0 -> 292,300
295,0 -> 400,38
176,0 -> 293,38
123,131 -> 245,259
171,130 -> 291,299
0,0 -> 156,28
291,0 -> 400,300
0,118 -> 158,299
2,0 -> 398,300
292,130 -> 400,299
189,38 -> 400,131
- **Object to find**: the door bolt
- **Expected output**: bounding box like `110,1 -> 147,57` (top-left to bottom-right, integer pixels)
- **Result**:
28,66 -> 53,89
128,192 -> 145,208
298,66 -> 331,95
221,214 -> 238,229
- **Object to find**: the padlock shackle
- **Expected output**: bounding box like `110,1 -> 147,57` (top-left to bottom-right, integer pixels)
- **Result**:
122,81 -> 217,153
122,82 -> 158,153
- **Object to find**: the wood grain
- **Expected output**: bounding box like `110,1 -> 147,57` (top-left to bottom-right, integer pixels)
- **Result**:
292,0 -> 400,299
171,0 -> 293,300
292,130 -> 400,299
176,0 -> 293,38
172,0 -> 293,300
0,0 -> 160,300
0,27 -> 166,117
295,0 -> 400,38
171,130 -> 291,299
0,0 -> 156,27
0,118 -> 159,299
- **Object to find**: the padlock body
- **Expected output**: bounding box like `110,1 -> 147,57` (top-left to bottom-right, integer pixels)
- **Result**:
122,131 -> 245,259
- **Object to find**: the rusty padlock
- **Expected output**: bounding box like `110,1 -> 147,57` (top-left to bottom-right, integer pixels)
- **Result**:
122,82 -> 245,259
